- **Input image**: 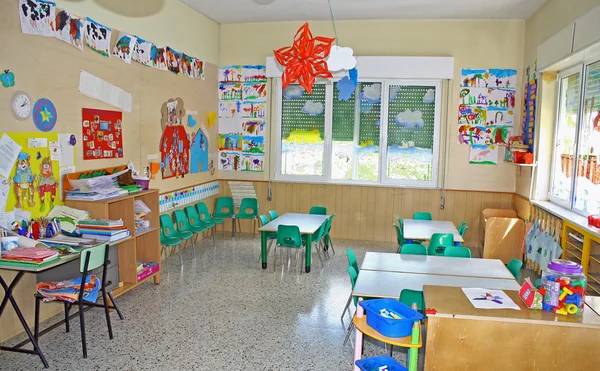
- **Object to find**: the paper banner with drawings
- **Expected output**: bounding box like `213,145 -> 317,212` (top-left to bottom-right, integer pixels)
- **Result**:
469,144 -> 499,165
166,47 -> 181,74
159,98 -> 190,179
0,132 -> 75,218
132,37 -> 153,67
112,32 -> 137,64
522,62 -> 538,153
19,0 -> 56,37
218,65 -> 267,172
54,9 -> 84,51
81,108 -> 123,160
84,17 -> 111,57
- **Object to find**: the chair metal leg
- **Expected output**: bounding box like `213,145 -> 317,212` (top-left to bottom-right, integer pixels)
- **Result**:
237,218 -> 242,236
389,345 -> 394,356
313,242 -> 323,265
258,239 -> 274,262
341,293 -> 352,319
34,296 -> 41,342
101,288 -> 114,339
78,301 -> 87,358
329,238 -> 335,254
344,322 -> 355,346
232,218 -> 236,238
253,218 -> 256,239
107,292 -> 124,320
212,227 -> 216,247
191,235 -> 197,259
273,244 -> 278,272
64,302 -> 70,333
178,243 -> 184,267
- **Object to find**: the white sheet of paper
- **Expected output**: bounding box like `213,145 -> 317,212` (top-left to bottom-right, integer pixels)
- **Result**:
462,288 -> 520,310
0,211 -> 15,229
0,134 -> 22,179
49,141 -> 61,161
14,208 -> 32,224
218,118 -> 241,134
0,176 -> 10,213
79,71 -> 133,113
58,134 -> 75,167
147,153 -> 160,160
59,166 -> 76,201
28,138 -> 48,148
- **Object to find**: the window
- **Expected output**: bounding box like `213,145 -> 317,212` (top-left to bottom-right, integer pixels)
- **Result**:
276,79 -> 442,187
549,61 -> 600,215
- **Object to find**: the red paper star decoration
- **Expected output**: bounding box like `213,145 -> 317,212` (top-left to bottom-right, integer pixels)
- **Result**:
274,23 -> 336,94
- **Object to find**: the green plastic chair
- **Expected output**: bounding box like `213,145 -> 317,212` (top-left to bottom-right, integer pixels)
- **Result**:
309,206 -> 327,215
428,233 -> 454,256
213,197 -> 235,236
507,259 -> 523,280
195,202 -> 219,244
455,223 -> 469,246
174,210 -> 204,258
273,225 -> 305,272
458,221 -> 467,231
413,212 -> 432,220
400,289 -> 424,312
235,198 -> 259,237
268,210 -> 279,220
345,249 -> 359,275
396,217 -> 404,229
161,213 -> 192,266
444,246 -> 472,258
303,220 -> 326,265
400,244 -> 428,255
322,213 -> 336,254
185,206 -> 214,248
341,249 -> 360,319
257,214 -> 277,262
160,227 -> 181,270
393,223 -> 405,253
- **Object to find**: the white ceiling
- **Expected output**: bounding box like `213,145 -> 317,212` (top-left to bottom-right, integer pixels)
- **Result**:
180,0 -> 547,24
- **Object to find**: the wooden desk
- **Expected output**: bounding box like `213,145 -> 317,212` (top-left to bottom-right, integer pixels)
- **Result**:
403,219 -> 463,242
360,252 -> 514,279
423,285 -> 600,370
352,271 -> 520,298
259,213 -> 329,273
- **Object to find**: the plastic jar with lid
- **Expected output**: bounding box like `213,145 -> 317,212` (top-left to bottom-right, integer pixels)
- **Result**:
541,259 -> 586,316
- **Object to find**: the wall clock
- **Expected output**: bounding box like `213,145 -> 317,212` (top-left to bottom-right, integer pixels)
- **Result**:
32,98 -> 58,132
10,91 -> 32,120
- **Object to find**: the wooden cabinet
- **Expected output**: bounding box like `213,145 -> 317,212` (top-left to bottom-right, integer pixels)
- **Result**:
561,221 -> 600,296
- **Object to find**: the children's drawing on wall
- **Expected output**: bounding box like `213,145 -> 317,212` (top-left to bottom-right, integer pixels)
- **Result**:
190,129 -> 209,173
219,152 -> 241,171
81,108 -> 124,160
84,17 -> 111,57
242,120 -> 265,135
219,66 -> 243,83
219,101 -> 241,119
458,125 -> 510,146
112,32 -> 137,64
160,98 -> 189,179
19,0 -> 56,37
242,65 -> 267,82
54,9 -> 84,50
151,45 -> 167,70
166,47 -> 181,74
132,37 -> 153,67
36,157 -> 57,211
242,83 -> 267,101
242,136 -> 265,154
180,54 -> 194,78
219,83 -> 243,101
192,58 -> 205,80
241,154 -> 264,172
11,152 -> 35,209
242,101 -> 266,119
219,134 -> 242,152
469,144 -> 498,165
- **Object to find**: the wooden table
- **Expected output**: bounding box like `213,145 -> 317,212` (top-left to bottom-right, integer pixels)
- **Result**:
423,285 -> 600,370
258,213 -> 329,273
403,219 -> 463,242
352,271 -> 520,298
360,252 -> 514,279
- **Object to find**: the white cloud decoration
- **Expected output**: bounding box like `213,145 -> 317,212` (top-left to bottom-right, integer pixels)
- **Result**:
390,86 -> 402,100
361,83 -> 382,103
395,110 -> 425,129
423,89 -> 435,103
283,85 -> 306,99
302,101 -> 325,115
326,45 -> 357,72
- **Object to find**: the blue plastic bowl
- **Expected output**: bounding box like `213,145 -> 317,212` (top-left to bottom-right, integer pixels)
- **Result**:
355,356 -> 408,371
359,298 -> 423,338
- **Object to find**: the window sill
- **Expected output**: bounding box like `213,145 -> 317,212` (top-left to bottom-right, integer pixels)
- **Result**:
532,200 -> 600,240
272,176 -> 439,189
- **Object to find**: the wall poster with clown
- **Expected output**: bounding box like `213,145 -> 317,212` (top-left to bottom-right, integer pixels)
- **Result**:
1,132 -> 76,218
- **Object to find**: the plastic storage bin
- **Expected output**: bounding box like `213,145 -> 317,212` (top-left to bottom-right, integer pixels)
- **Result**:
359,298 -> 423,338
541,259 -> 586,316
355,356 -> 408,371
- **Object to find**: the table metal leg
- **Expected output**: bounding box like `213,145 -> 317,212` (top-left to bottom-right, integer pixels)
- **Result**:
305,234 -> 312,273
261,231 -> 267,269
0,272 -> 49,368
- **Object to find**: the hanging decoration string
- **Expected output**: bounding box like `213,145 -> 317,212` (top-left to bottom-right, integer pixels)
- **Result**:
327,0 -> 339,45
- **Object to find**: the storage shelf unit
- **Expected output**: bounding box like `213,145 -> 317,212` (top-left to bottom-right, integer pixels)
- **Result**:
65,189 -> 161,299
561,221 -> 600,296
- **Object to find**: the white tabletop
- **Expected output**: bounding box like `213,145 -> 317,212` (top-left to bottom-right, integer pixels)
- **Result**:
352,270 -> 520,298
403,219 -> 463,242
360,252 -> 514,280
258,213 -> 330,234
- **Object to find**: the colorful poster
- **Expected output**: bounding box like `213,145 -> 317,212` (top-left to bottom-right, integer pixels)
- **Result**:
522,62 -> 538,153
54,10 -> 84,50
242,65 -> 267,83
165,47 -> 181,74
242,136 -> 264,154
219,83 -> 243,101
241,101 -> 266,119
219,101 -> 241,119
81,108 -> 123,160
218,152 -> 241,171
190,129 -> 209,173
192,58 -> 205,80
159,98 -> 189,179
469,144 -> 499,165
19,0 -> 56,37
242,83 -> 267,101
180,54 -> 194,78
132,37 -> 153,67
151,45 -> 167,70
241,154 -> 264,172
242,119 -> 265,135
218,134 -> 242,151
112,32 -> 137,64
84,17 -> 111,57
219,65 -> 243,83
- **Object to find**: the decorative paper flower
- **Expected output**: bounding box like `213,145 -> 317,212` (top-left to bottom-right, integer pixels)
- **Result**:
274,23 -> 335,94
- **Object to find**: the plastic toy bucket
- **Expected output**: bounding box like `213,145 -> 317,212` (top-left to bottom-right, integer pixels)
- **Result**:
355,356 -> 408,371
359,298 -> 423,338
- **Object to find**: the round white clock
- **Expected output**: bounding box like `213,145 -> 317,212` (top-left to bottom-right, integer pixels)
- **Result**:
11,91 -> 32,120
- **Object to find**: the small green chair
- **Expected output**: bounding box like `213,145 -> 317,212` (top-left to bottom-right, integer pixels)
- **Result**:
400,289 -> 424,312
309,206 -> 327,215
273,225 -> 305,272
413,212 -> 432,220
235,198 -> 259,237
400,244 -> 428,255
321,214 -> 336,255
257,214 -> 277,262
342,265 -> 362,346
174,210 -> 204,258
396,217 -> 404,228
268,210 -> 279,220
195,202 -> 218,245
444,246 -> 472,258
455,223 -> 469,246
303,220 -> 326,264
160,227 -> 181,270
186,206 -> 214,248
342,250 -> 360,319
507,258 -> 523,280
428,233 -> 454,256
393,223 -> 405,253
213,197 -> 235,236
161,214 -> 192,266
345,250 -> 359,278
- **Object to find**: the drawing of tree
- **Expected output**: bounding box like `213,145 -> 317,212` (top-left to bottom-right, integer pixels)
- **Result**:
460,89 -> 470,105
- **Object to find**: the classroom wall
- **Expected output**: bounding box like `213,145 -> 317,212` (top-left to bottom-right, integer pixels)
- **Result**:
220,20 -> 526,193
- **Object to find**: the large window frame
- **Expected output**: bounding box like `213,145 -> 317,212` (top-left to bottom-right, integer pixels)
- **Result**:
274,78 -> 443,188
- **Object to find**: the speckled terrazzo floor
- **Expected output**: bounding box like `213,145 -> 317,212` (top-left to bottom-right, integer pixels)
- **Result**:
1,235 -> 419,371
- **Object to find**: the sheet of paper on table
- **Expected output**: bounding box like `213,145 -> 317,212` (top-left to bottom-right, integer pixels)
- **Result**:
462,288 -> 521,310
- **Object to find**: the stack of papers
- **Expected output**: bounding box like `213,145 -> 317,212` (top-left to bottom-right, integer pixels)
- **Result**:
1,247 -> 59,265
78,219 -> 130,242
47,205 -> 90,233
66,169 -> 129,201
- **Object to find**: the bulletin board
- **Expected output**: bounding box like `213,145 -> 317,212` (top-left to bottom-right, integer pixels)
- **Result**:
81,108 -> 124,160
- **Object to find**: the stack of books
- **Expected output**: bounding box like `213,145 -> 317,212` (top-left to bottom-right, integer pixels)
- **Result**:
77,219 -> 131,242
1,247 -> 59,265
66,170 -> 129,201
137,261 -> 159,282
